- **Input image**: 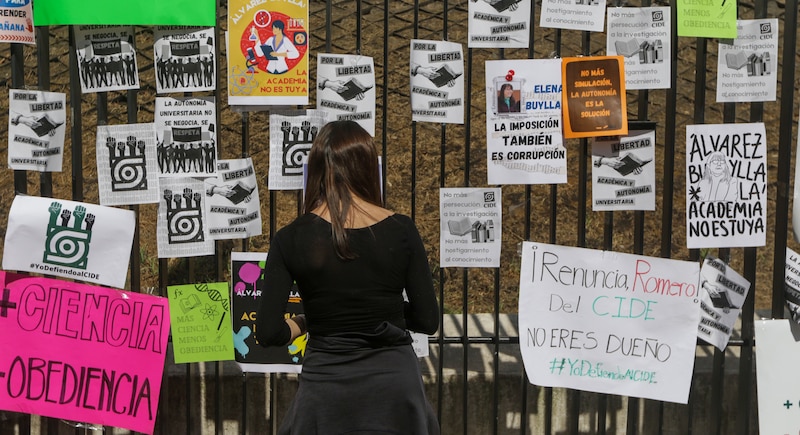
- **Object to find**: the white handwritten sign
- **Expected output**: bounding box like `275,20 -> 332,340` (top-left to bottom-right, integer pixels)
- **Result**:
518,242 -> 700,403
685,123 -> 767,249
755,319 -> 800,435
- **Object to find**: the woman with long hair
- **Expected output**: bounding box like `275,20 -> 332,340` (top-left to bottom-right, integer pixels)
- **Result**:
256,120 -> 440,434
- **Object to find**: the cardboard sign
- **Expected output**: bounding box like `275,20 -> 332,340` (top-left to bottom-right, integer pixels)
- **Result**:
0,272 -> 170,434
167,283 -> 235,364
518,242 -> 700,404
562,56 -> 628,139
3,195 -> 135,289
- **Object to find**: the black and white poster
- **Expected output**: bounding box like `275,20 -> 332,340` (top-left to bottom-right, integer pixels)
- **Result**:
157,177 -> 215,258
410,39 -> 464,124
204,158 -> 262,240
784,247 -> 800,324
268,110 -> 329,190
468,0 -> 530,48
155,96 -> 218,178
154,26 -> 216,94
591,130 -> 655,211
697,255 -> 750,350
96,123 -> 160,206
7,89 -> 66,172
685,123 -> 767,249
75,25 -> 140,94
316,53 -> 376,136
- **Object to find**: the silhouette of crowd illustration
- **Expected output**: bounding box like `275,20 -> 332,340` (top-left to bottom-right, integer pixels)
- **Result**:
78,53 -> 137,88
156,55 -> 215,89
157,137 -> 217,175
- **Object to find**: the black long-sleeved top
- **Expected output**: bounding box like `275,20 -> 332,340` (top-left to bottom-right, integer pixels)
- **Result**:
256,213 -> 439,346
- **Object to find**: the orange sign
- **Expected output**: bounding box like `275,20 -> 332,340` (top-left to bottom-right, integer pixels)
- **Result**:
562,56 -> 627,139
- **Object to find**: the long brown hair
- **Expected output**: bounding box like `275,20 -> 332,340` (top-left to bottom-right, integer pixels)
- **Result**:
304,120 -> 382,259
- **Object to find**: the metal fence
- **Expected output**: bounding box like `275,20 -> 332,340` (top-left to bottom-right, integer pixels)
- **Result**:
0,0 -> 798,433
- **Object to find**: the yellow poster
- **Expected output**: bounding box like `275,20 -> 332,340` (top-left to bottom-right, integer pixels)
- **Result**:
228,0 -> 309,106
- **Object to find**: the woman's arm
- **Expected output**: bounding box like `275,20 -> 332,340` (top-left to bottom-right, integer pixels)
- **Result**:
255,233 -> 298,346
403,219 -> 440,335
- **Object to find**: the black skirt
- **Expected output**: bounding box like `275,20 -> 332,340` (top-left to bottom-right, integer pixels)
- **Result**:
278,322 -> 440,435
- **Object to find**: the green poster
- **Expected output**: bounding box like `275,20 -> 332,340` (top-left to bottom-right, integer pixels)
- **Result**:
676,0 -> 737,39
167,282 -> 235,364
33,0 -> 215,26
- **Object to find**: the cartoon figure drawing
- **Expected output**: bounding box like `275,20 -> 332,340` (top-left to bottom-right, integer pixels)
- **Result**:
250,20 -> 299,74
696,152 -> 738,202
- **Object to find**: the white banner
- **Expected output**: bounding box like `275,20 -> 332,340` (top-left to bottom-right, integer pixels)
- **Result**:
755,319 -> 800,435
519,242 -> 700,403
3,195 -> 135,289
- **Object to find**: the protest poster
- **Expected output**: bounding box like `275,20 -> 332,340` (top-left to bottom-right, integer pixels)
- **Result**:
716,19 -> 778,103
676,0 -> 736,39
8,89 -> 66,172
410,39 -> 465,124
203,158 -> 262,239
231,252 -> 306,373
34,0 -> 214,26
754,319 -> 800,435
0,0 -> 33,44
606,7 -> 671,90
96,123 -> 160,206
562,56 -> 627,139
785,247 -> 800,324
227,0 -> 309,106
268,110 -> 329,190
696,256 -> 750,350
685,123 -> 767,249
468,0 -> 530,48
486,59 -> 566,185
440,188 -> 502,268
316,53 -> 376,136
591,130 -> 655,211
795,104 -> 800,243
153,26 -> 216,94
156,177 -> 215,258
0,272 -> 170,434
155,96 -> 218,178
74,26 -> 139,94
3,195 -> 135,289
167,282 -> 235,364
540,0 -> 606,32
518,242 -> 700,403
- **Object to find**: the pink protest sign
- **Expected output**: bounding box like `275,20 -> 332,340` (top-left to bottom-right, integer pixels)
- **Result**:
0,271 -> 170,434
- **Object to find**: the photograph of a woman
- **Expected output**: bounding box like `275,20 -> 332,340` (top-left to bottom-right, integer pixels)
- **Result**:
497,83 -> 521,113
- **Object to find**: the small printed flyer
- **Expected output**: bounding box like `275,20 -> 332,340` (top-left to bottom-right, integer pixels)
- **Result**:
591,130 -> 655,211
203,157 -> 262,239
155,96 -> 218,178
74,25 -> 140,94
96,123 -> 160,206
486,59 -> 566,185
157,177 -> 215,259
410,39 -> 465,124
685,123 -> 767,249
562,56 -> 627,139
316,53 -> 376,136
785,247 -> 800,324
468,0 -> 530,48
153,26 -> 216,94
167,282 -> 235,364
439,187 -> 502,268
716,19 -> 778,103
0,0 -> 33,44
606,7 -> 671,90
696,256 -> 750,351
540,0 -> 606,32
268,110 -> 329,190
8,89 -> 66,172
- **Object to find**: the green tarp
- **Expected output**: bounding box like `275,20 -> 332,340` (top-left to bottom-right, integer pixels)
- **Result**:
33,0 -> 216,26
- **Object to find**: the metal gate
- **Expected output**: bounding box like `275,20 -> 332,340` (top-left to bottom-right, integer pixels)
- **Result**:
0,0 -> 796,433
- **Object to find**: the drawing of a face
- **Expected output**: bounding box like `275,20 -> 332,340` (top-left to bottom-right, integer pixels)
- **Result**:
707,153 -> 727,177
